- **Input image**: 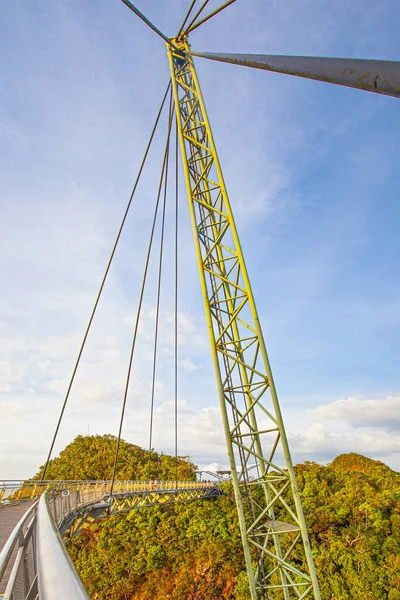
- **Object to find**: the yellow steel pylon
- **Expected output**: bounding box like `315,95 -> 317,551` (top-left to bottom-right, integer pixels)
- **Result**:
168,38 -> 321,600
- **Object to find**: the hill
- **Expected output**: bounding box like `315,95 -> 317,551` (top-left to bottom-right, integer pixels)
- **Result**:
34,434 -> 196,481
43,438 -> 400,599
329,452 -> 395,475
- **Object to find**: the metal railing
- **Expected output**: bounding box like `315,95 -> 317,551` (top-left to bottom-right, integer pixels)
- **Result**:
0,480 -> 219,598
0,502 -> 38,600
1,479 -> 214,503
36,494 -> 89,600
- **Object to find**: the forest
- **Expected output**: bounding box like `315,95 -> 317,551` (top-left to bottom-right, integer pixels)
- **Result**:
39,435 -> 400,599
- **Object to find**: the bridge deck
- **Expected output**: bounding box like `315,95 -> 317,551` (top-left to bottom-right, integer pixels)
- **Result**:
0,502 -> 33,594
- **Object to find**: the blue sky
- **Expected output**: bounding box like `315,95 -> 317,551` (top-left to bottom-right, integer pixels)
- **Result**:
1,0 -> 400,478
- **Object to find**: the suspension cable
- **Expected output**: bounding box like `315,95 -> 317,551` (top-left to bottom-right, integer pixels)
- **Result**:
183,0 -> 210,37
40,82 -> 171,482
174,119 -> 179,486
119,0 -> 181,52
176,0 -> 197,40
147,93 -> 174,474
186,0 -> 236,34
110,87 -> 174,497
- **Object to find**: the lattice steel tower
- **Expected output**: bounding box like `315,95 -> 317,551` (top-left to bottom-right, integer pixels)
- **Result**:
168,38 -> 321,600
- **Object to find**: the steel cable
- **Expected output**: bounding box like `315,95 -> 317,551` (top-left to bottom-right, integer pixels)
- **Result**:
185,0 -> 236,34
174,118 -> 179,486
40,82 -> 171,482
183,0 -> 210,36
176,0 -> 198,40
119,0 -> 181,52
110,87 -> 174,497
147,93 -> 174,476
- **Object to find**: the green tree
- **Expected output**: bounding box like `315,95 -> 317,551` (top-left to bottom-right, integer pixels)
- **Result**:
46,443 -> 400,599
34,434 -> 197,481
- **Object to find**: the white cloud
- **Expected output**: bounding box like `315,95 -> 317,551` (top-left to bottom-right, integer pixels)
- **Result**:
181,358 -> 202,372
46,377 -> 123,406
1,1 -> 400,480
0,331 -> 81,364
0,401 -> 31,419
0,361 -> 27,392
290,421 -> 400,458
311,395 -> 400,432
144,401 -> 227,464
199,461 -> 226,473
155,399 -> 194,417
123,308 -> 207,350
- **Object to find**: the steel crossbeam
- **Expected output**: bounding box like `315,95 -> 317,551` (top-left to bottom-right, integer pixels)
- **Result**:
168,39 -> 321,600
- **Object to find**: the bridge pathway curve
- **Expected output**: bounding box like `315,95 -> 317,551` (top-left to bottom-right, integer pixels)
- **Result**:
0,502 -> 34,595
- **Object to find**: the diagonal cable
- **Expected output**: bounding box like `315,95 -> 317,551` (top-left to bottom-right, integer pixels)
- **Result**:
177,0 -> 198,40
40,82 -> 171,481
110,86 -> 174,497
183,0 -> 210,36
147,93 -> 174,472
186,0 -> 236,34
174,117 -> 179,486
120,0 -> 181,52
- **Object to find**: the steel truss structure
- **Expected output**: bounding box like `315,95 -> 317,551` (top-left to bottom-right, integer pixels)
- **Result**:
168,39 -> 320,600
55,484 -> 221,541
1,480 -> 219,541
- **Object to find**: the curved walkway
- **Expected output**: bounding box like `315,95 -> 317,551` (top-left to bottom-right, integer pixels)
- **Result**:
0,502 -> 33,594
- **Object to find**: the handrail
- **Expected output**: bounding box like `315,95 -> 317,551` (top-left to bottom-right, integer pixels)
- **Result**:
0,500 -> 38,580
1,481 -> 220,598
36,492 -> 90,600
1,479 -> 216,503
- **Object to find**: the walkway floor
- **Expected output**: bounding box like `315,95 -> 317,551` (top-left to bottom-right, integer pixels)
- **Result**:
0,502 -> 34,594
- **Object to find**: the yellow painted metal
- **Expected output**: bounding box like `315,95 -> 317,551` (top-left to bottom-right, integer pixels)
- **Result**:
2,479 -> 217,542
2,480 -> 210,502
168,38 -> 321,600
57,482 -> 217,541
0,479 -> 214,504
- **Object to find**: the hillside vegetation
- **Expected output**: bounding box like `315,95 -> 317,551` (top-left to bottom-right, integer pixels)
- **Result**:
45,436 -> 400,599
34,434 -> 196,481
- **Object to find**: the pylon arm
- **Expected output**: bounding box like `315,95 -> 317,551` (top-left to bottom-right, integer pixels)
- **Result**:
190,52 -> 400,98
168,39 -> 321,599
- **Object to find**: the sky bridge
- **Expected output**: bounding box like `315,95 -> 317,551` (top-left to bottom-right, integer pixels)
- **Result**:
0,480 -> 220,598
1,1 -> 399,599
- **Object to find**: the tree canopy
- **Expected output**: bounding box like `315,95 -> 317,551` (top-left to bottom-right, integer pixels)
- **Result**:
43,437 -> 400,599
34,434 -> 197,481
